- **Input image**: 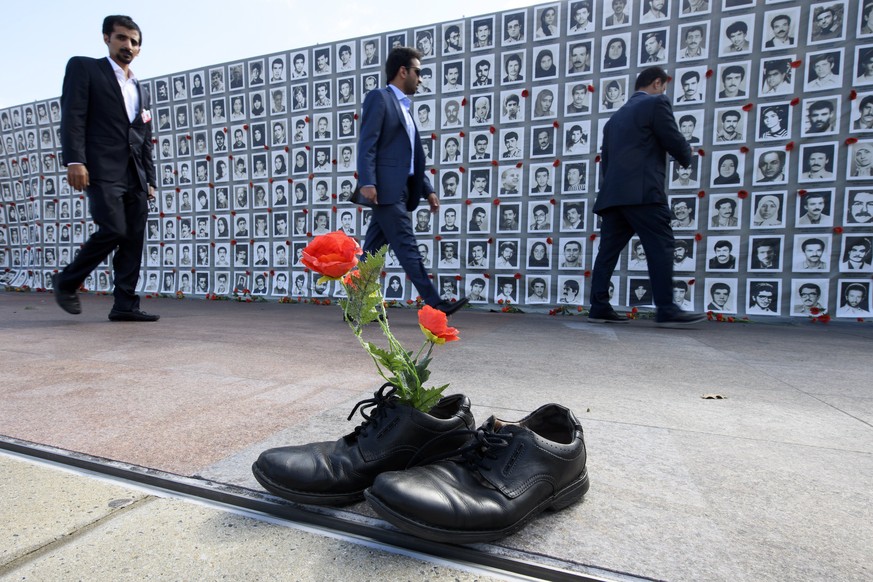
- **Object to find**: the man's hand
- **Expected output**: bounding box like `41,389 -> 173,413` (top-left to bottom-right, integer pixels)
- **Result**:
427,192 -> 440,213
360,185 -> 377,204
67,164 -> 89,191
148,185 -> 156,200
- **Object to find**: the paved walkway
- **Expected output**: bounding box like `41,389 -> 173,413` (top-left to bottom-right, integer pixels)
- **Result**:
1,292 -> 871,580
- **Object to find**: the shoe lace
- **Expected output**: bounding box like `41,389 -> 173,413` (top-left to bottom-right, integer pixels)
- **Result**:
346,382 -> 398,439
407,420 -> 513,471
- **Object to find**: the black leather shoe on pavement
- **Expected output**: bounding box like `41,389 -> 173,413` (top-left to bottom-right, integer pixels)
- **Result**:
655,311 -> 706,328
108,309 -> 160,322
52,274 -> 82,315
252,383 -> 476,506
435,297 -> 469,317
364,403 -> 589,544
588,309 -> 629,324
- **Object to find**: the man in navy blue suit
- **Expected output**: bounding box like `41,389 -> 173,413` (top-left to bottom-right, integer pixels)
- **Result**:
354,47 -> 467,315
53,14 -> 159,321
588,66 -> 705,326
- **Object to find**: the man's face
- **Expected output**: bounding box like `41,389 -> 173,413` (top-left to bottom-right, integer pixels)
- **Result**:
730,30 -> 747,50
502,283 -> 514,295
612,0 -> 626,15
674,246 -> 687,260
474,177 -> 486,191
474,211 -> 485,226
444,210 -> 456,226
850,192 -> 873,223
808,152 -> 828,173
766,67 -> 786,89
645,36 -> 662,56
771,17 -> 790,40
471,282 -> 484,297
566,208 -> 580,224
502,208 -> 516,224
316,151 -> 327,165
677,166 -> 692,181
417,211 -> 429,226
534,209 -> 547,226
717,202 -> 734,219
506,59 -> 520,78
419,35 -> 433,54
816,10 -> 834,31
445,67 -> 459,85
447,29 -> 461,49
537,131 -> 550,149
444,177 -> 458,195
686,30 -> 702,51
760,153 -> 782,178
472,245 -> 484,259
503,171 -> 519,188
476,24 -> 489,43
341,214 -> 353,228
476,63 -> 490,82
564,244 -> 580,263
446,104 -> 459,122
444,244 -> 456,258
673,202 -> 690,220
804,196 -> 825,219
316,184 -> 327,198
342,148 -> 352,163
575,7 -> 590,24
757,245 -> 775,264
722,114 -> 740,134
506,19 -> 521,40
683,77 -> 698,98
861,101 -> 873,126
501,245 -> 514,260
849,244 -> 869,263
723,73 -> 743,95
567,168 -> 581,185
846,289 -> 864,307
814,58 -> 833,79
712,288 -> 729,307
365,43 -> 376,59
680,121 -> 695,140
571,46 -> 588,70
535,170 -> 549,186
803,243 -> 824,264
673,287 -> 687,303
533,282 -> 546,297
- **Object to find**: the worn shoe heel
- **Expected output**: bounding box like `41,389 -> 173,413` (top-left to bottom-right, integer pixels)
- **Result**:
549,470 -> 590,511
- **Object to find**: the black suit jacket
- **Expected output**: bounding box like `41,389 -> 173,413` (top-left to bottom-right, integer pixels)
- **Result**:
353,87 -> 433,212
61,56 -> 156,192
594,91 -> 691,214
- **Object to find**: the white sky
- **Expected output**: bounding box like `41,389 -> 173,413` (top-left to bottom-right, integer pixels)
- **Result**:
0,0 -> 533,108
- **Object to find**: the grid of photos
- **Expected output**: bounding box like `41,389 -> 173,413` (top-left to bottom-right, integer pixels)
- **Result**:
1,0 -> 872,319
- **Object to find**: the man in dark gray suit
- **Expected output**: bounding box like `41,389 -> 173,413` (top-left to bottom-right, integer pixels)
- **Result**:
354,47 -> 467,316
53,15 -> 159,321
588,66 -> 705,326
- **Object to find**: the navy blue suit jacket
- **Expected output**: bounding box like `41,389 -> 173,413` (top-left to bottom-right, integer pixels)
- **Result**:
354,87 -> 433,211
594,91 -> 691,214
60,56 -> 156,191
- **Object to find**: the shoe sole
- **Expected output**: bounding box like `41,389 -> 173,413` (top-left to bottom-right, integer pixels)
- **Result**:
251,462 -> 364,506
364,469 -> 590,544
52,276 -> 82,315
587,316 -> 630,324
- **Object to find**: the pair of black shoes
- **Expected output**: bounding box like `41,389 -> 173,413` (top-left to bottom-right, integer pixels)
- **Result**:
52,274 -> 159,321
252,384 -> 589,543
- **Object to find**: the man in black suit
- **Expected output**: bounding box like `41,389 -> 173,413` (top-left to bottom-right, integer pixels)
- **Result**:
354,47 -> 467,316
53,15 -> 159,321
589,66 -> 704,326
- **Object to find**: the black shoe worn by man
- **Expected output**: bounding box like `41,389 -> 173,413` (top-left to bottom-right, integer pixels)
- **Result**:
108,308 -> 160,322
587,309 -> 629,324
435,297 -> 469,316
252,383 -> 475,506
364,403 -> 589,544
655,309 -> 706,328
52,274 -> 82,315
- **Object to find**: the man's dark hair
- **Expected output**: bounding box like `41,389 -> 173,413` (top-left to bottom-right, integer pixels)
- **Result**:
722,65 -> 745,81
711,282 -> 731,295
635,66 -> 669,90
679,114 -> 696,126
809,100 -> 834,114
103,15 -> 142,45
716,197 -> 737,212
386,47 -> 422,81
726,21 -> 748,37
721,109 -> 741,122
801,237 -> 825,251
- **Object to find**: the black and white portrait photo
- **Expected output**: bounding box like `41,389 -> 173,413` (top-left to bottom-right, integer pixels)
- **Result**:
714,107 -> 747,143
753,148 -> 789,185
805,49 -> 844,92
704,278 -> 738,313
799,142 -> 838,183
808,1 -> 848,45
760,57 -> 795,96
793,234 -> 832,272
847,141 -> 873,179
762,6 -> 800,51
718,15 -> 754,57
640,28 -> 669,65
602,34 -> 631,71
746,280 -> 781,316
716,62 -> 750,101
757,104 -> 791,141
749,236 -> 785,272
471,17 -> 494,50
569,1 -> 595,33
502,11 -> 527,46
676,23 -> 707,62
789,279 -> 830,317
600,76 -> 628,112
839,235 -> 873,272
705,236 -> 740,272
845,189 -> 873,224
836,280 -> 871,316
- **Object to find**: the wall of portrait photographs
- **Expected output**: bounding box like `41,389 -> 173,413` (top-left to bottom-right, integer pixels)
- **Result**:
2,0 -> 873,319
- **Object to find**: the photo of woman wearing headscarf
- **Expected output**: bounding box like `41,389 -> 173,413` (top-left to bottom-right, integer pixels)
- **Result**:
603,36 -> 628,70
752,194 -> 783,227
